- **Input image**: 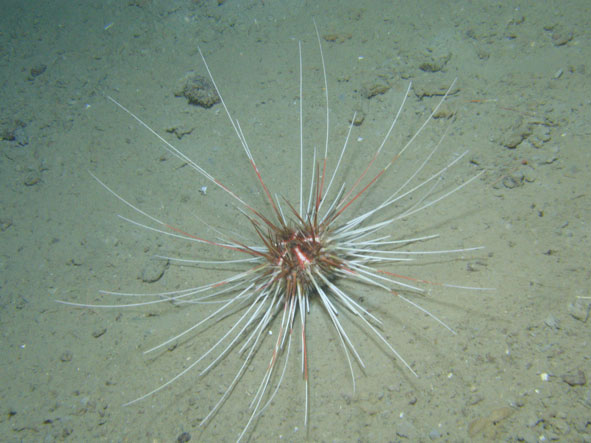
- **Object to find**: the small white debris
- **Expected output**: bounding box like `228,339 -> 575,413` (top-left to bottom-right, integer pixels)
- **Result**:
540,372 -> 549,381
199,186 -> 207,196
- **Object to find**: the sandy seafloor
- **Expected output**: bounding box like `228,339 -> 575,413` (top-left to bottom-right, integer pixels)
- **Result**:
1,0 -> 590,441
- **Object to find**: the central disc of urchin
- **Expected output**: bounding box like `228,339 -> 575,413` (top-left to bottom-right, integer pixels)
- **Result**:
271,220 -> 337,295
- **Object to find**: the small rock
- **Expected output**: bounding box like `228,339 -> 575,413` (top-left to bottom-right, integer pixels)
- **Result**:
428,428 -> 441,439
433,104 -> 454,119
30,64 -> 47,77
529,125 -> 551,148
361,81 -> 390,99
140,258 -> 169,283
544,314 -> 560,330
469,407 -> 513,438
92,327 -> 107,338
69,256 -> 84,266
177,431 -> 191,442
396,420 -> 417,438
568,299 -> 590,322
418,52 -> 451,72
526,413 -> 543,428
476,46 -> 490,60
502,129 -> 530,149
175,74 -> 220,108
413,82 -> 459,99
468,394 -> 484,405
322,33 -> 352,43
562,370 -> 586,387
502,173 -> 524,189
350,109 -> 365,126
60,351 -> 73,362
24,172 -> 41,186
166,125 -> 194,140
0,218 -> 13,231
489,407 -> 513,423
551,31 -> 574,46
1,119 -> 28,145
